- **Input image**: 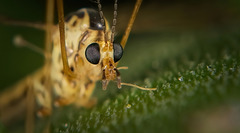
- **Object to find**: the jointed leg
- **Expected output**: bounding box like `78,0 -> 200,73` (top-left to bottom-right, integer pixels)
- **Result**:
56,0 -> 76,78
44,0 -> 54,64
0,15 -> 46,30
26,79 -> 35,133
120,0 -> 142,49
13,35 -> 45,56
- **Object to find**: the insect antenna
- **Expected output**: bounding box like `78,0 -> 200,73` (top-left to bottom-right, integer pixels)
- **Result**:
111,0 -> 118,43
96,0 -> 107,42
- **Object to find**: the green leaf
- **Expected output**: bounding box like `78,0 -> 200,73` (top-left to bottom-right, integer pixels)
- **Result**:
49,31 -> 240,133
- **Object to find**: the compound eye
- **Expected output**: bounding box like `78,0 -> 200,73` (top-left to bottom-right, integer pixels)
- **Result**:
113,42 -> 123,63
85,43 -> 100,64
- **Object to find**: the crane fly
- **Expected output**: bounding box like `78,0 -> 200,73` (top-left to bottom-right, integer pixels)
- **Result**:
0,0 -> 156,132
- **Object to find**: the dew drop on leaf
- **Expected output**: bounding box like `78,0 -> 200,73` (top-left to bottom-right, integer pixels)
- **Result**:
178,76 -> 184,82
126,104 -> 132,109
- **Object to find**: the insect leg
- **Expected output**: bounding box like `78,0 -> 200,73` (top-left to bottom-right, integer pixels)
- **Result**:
30,66 -> 52,117
44,0 -> 54,64
33,0 -> 54,117
56,0 -> 76,78
120,0 -> 142,49
0,15 -> 46,30
34,79 -> 52,117
0,77 -> 30,124
13,35 -> 46,56
25,79 -> 35,133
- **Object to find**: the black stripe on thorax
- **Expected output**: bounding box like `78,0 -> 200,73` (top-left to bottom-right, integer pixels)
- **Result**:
65,8 -> 105,30
86,8 -> 105,30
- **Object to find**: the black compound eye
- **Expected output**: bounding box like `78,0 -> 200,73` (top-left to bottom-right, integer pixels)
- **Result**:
113,42 -> 123,62
85,43 -> 100,64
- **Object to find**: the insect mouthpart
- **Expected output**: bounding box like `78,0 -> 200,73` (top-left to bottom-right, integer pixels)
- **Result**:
101,41 -> 123,90
102,64 -> 121,90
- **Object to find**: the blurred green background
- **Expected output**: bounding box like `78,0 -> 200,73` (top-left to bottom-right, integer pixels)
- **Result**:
0,0 -> 240,133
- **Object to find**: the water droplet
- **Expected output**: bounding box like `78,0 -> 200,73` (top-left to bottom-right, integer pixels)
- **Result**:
126,104 -> 131,109
64,123 -> 68,128
178,76 -> 184,82
207,65 -> 213,71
